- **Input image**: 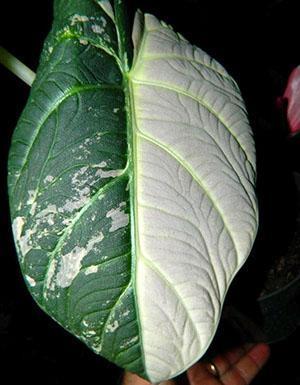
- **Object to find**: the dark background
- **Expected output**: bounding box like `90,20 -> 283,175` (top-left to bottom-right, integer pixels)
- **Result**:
0,1 -> 299,384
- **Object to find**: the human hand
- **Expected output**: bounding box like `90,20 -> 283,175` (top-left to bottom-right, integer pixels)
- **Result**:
122,343 -> 270,385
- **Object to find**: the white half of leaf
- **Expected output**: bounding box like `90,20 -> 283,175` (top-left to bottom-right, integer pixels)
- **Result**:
129,12 -> 258,383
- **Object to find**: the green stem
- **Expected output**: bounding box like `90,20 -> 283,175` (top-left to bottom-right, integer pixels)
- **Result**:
0,46 -> 35,86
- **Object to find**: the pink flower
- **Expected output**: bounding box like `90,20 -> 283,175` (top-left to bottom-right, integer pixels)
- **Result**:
278,66 -> 300,136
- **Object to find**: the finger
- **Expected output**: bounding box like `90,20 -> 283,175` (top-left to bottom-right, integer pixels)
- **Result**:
122,372 -> 175,385
186,344 -> 251,385
187,362 -> 221,385
122,372 -> 151,385
212,344 -> 253,377
221,343 -> 270,385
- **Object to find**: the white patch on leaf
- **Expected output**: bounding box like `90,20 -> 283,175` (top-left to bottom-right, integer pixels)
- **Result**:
91,24 -> 104,34
29,202 -> 37,216
106,202 -> 129,232
27,190 -> 36,205
100,16 -> 107,27
85,265 -> 99,275
19,229 -> 34,256
83,330 -> 96,337
120,336 -> 139,349
62,218 -> 73,226
12,217 -> 25,243
79,39 -> 88,46
56,233 -> 104,288
44,175 -> 54,184
122,309 -> 130,317
106,320 -> 119,333
70,14 -> 89,26
12,217 -> 35,257
36,204 -> 57,226
71,166 -> 89,186
95,166 -> 123,179
27,190 -> 37,216
92,342 -> 102,353
25,275 -> 36,287
59,186 -> 90,213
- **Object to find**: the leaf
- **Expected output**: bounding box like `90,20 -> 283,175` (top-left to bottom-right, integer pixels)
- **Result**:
8,1 -> 258,383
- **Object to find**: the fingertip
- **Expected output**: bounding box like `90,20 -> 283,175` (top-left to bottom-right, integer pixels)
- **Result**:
248,343 -> 271,368
122,372 -> 152,385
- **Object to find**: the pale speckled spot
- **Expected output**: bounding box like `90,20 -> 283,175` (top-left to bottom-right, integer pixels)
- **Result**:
120,336 -> 139,350
35,204 -> 57,227
91,24 -> 104,34
71,166 -> 89,186
19,228 -> 35,256
85,265 -> 99,275
95,168 -> 123,179
36,204 -> 57,215
122,309 -> 130,317
92,342 -> 102,353
37,228 -> 50,239
30,202 -> 37,216
47,216 -> 55,226
56,233 -> 104,288
70,14 -> 89,26
44,175 -> 54,184
59,186 -> 90,213
83,330 -> 97,337
106,202 -> 129,232
106,320 -> 119,333
25,275 -> 36,287
103,33 -> 111,43
79,39 -> 88,45
62,218 -> 73,226
26,190 -> 37,215
27,190 -> 36,205
56,246 -> 85,288
36,204 -> 57,220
